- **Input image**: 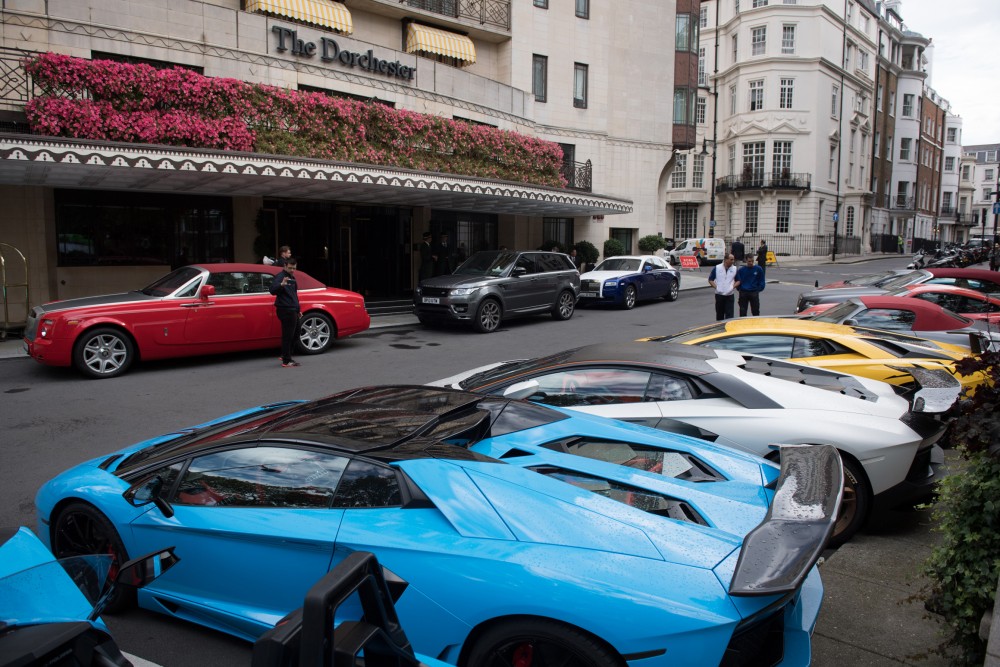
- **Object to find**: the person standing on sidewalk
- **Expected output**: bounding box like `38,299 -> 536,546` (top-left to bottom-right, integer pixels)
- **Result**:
270,258 -> 301,367
756,239 -> 769,277
731,237 -> 745,262
708,254 -> 740,320
736,254 -> 766,316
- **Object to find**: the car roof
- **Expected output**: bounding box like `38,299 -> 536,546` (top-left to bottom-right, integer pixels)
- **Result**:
190,263 -> 325,290
719,317 -> 862,336
925,268 -> 1000,283
852,296 -> 973,327
125,386 -> 570,469
541,342 -> 723,375
901,284 -> 999,301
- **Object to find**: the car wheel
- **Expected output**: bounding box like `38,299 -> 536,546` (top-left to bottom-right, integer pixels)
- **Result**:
552,290 -> 576,321
464,618 -> 621,667
297,312 -> 335,355
52,502 -> 135,612
830,456 -> 872,547
73,327 -> 134,379
622,285 -> 637,310
474,299 -> 502,333
664,279 -> 679,302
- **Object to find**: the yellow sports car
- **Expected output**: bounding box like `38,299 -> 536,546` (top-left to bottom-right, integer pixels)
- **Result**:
641,318 -> 983,395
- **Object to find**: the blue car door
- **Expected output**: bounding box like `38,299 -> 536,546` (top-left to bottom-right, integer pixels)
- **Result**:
126,445 -> 348,637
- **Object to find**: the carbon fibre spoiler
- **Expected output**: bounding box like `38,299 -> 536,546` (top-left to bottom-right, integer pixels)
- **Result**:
888,365 -> 961,413
729,444 -> 843,597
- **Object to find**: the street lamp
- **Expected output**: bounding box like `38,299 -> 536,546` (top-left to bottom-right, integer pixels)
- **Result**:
701,138 -> 717,238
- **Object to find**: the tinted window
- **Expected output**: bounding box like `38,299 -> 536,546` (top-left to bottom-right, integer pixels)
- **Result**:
332,459 -> 401,508
646,373 -> 695,401
910,291 -> 961,311
702,335 -> 795,358
515,254 -> 538,275
791,337 -> 838,357
957,296 -> 998,314
927,277 -> 1000,296
506,368 -> 655,407
651,257 -> 669,269
851,308 -> 917,331
537,253 -> 572,272
173,447 -> 348,508
207,271 -> 255,296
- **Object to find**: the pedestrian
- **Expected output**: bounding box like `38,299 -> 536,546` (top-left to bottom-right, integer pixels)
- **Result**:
897,235 -> 904,254
708,254 -> 740,321
756,239 -> 768,277
731,237 -> 745,262
270,258 -> 301,367
434,231 -> 454,276
569,247 -> 581,270
274,245 -> 292,268
736,254 -> 766,316
419,231 -> 436,281
990,243 -> 1000,272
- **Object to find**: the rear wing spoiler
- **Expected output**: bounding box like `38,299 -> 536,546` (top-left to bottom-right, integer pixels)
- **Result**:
729,444 -> 843,597
888,365 -> 961,414
968,330 -> 1000,355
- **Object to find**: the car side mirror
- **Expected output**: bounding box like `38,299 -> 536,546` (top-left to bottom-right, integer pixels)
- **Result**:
126,475 -> 175,519
503,379 -> 542,400
200,284 -> 216,299
512,267 -> 527,277
843,318 -> 858,326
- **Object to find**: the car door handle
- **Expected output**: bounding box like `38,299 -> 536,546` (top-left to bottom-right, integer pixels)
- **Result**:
181,302 -> 213,308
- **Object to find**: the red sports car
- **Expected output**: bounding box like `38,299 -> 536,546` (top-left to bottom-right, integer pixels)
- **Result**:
801,284 -> 1000,323
800,295 -> 997,350
24,263 -> 370,378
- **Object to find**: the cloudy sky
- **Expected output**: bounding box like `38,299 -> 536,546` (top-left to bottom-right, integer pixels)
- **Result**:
898,0 -> 1000,146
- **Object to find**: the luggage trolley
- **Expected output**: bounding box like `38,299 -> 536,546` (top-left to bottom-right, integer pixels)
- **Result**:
0,243 -> 29,340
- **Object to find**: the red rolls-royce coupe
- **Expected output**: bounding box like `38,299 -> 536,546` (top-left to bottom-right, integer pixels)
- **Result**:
24,263 -> 370,378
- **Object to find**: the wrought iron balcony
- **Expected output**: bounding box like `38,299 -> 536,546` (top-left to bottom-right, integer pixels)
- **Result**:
401,0 -> 510,30
561,159 -> 592,192
892,196 -> 915,210
939,206 -> 957,216
715,171 -> 811,193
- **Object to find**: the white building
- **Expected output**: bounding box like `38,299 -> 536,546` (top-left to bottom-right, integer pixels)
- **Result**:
0,0 -> 693,308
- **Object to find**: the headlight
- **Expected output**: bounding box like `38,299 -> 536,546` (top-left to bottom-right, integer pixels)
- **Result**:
450,287 -> 479,297
415,286 -> 422,296
603,280 -> 619,288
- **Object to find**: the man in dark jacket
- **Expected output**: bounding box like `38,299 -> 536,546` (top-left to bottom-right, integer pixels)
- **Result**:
269,259 -> 301,367
730,238 -> 745,262
736,254 -> 766,316
274,245 -> 292,268
756,240 -> 768,277
434,231 -> 454,276
419,232 -> 436,281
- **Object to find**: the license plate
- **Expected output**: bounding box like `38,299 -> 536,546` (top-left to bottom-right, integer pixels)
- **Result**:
422,297 -> 440,304
580,292 -> 598,298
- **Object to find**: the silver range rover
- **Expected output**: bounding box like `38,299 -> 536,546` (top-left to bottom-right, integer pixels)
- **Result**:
414,250 -> 580,333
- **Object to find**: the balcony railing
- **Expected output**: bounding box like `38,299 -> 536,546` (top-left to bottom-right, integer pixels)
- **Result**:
939,206 -> 957,216
892,195 -> 915,210
561,159 -> 592,192
401,0 -> 510,30
715,171 -> 811,193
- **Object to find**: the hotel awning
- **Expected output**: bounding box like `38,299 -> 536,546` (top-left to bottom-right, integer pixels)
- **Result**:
406,23 -> 476,64
246,0 -> 353,34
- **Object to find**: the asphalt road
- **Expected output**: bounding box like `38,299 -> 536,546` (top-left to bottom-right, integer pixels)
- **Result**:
0,255 -> 913,666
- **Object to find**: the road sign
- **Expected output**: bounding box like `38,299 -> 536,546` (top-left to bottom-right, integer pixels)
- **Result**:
709,220 -> 716,228
993,202 -> 1000,215
832,212 -> 839,223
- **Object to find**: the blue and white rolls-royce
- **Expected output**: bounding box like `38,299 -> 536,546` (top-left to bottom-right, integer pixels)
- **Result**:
579,255 -> 681,309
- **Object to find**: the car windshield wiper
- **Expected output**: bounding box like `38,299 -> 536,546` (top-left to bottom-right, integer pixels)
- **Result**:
459,360 -> 533,388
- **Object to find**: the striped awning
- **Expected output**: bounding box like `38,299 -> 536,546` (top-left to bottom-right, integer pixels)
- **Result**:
246,0 -> 353,34
405,23 -> 476,64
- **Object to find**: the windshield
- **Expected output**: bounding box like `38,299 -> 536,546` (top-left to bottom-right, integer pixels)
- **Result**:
877,272 -> 924,290
454,251 -> 518,277
807,301 -> 861,323
844,271 -> 895,287
140,267 -> 203,297
0,555 -> 114,627
457,348 -> 583,390
593,258 -> 642,272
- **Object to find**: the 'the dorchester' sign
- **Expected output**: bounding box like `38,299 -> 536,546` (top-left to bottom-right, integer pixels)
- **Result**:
272,26 -> 415,80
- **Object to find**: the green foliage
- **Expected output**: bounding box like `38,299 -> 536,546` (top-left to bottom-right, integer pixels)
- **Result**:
603,238 -> 626,259
574,240 -> 599,266
637,235 -> 666,253
923,349 -> 1000,665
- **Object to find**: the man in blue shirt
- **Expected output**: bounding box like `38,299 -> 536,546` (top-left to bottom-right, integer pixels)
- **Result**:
736,254 -> 766,316
270,258 -> 301,367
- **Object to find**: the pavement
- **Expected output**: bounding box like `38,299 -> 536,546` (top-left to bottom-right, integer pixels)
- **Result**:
0,251 -> 969,664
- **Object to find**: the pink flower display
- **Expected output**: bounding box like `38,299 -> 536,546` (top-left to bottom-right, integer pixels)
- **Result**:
24,53 -> 566,187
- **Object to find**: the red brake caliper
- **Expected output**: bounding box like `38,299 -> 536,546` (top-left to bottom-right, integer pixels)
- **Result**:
512,642 -> 534,667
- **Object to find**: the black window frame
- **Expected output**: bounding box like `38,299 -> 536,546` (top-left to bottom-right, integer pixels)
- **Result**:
573,63 -> 589,109
533,54 -> 548,103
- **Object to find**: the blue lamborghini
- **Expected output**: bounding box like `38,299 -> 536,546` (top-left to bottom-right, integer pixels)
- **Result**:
35,385 -> 842,667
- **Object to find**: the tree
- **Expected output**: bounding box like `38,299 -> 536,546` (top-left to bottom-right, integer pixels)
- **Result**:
603,238 -> 626,259
637,235 -> 666,253
922,348 -> 1000,665
574,240 -> 599,267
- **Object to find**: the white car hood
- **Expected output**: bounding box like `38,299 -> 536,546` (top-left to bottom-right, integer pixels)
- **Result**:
579,270 -> 632,282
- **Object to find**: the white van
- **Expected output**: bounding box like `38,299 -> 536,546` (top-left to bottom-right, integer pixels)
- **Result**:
668,238 -> 726,266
